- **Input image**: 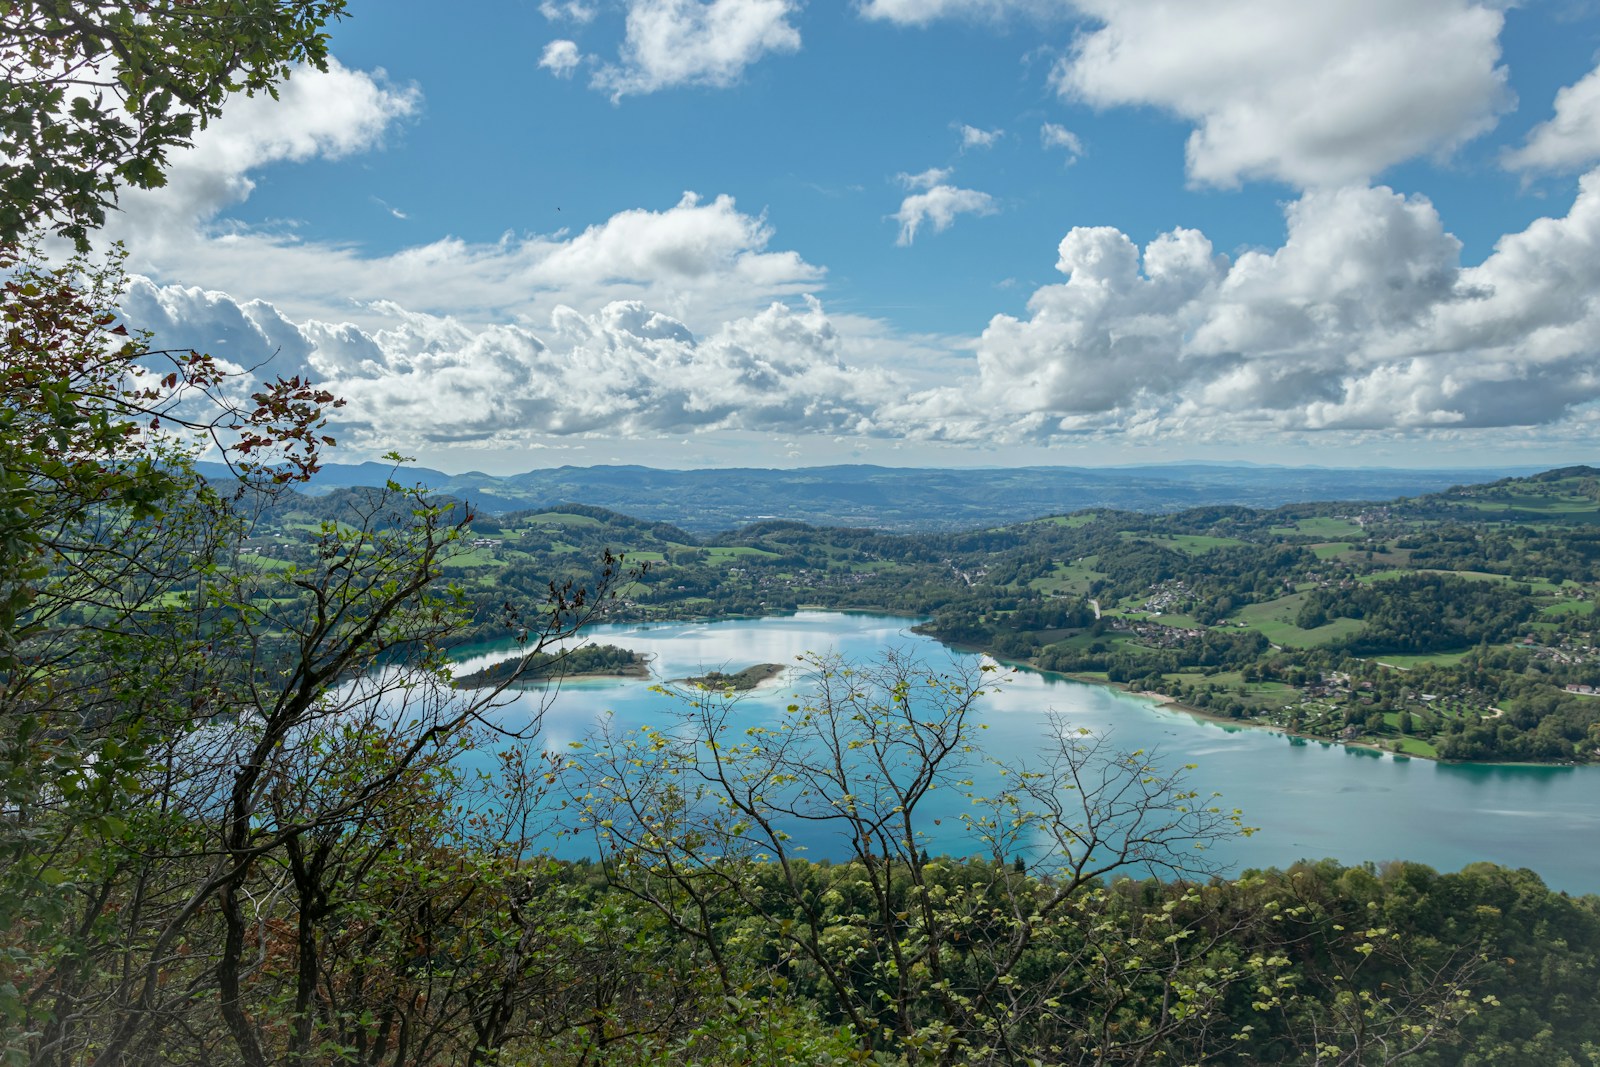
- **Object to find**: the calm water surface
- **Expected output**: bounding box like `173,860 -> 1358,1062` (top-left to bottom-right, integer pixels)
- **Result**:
453,612 -> 1600,894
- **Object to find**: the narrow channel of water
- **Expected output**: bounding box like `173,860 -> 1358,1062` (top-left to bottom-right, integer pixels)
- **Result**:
453,612 -> 1600,893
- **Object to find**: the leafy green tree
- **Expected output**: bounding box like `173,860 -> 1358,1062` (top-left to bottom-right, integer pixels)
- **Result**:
0,5 -> 643,1059
0,240 -> 361,1062
1,0 -> 348,248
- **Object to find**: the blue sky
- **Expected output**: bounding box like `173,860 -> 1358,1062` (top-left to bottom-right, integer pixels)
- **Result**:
108,0 -> 1600,472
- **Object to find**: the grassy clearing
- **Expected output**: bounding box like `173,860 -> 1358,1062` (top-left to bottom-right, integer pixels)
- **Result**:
521,512 -> 605,528
1028,559 -> 1104,596
1153,533 -> 1250,554
1357,567 -> 1562,591
1416,569 -> 1562,593
1117,530 -> 1247,552
283,519 -> 363,536
1371,650 -> 1473,668
443,548 -> 503,569
1457,494 -> 1599,516
1023,627 -> 1079,643
1046,632 -> 1143,655
1311,542 -> 1356,560
707,546 -> 781,561
1233,594 -> 1365,647
1212,680 -> 1299,710
1357,568 -> 1408,584
1524,577 -> 1572,594
233,554 -> 295,572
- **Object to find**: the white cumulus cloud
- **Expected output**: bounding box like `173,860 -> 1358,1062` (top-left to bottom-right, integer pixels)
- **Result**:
539,0 -> 596,21
896,166 -> 953,190
107,77 -> 826,337
1054,0 -> 1511,188
861,0 -> 1509,188
540,39 -> 583,77
109,59 -> 420,242
1040,122 -> 1083,161
894,175 -> 1600,442
98,32 -> 1600,462
117,168 -> 1600,456
1505,61 -> 1600,174
893,184 -> 997,245
955,123 -> 1003,150
122,282 -> 895,449
592,0 -> 801,100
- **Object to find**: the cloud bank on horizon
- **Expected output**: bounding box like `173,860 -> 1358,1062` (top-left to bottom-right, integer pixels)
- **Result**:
97,0 -> 1600,470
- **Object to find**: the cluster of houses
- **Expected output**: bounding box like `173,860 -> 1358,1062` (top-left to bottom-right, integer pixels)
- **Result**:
1124,620 -> 1206,648
1140,580 -> 1190,614
1526,636 -> 1600,666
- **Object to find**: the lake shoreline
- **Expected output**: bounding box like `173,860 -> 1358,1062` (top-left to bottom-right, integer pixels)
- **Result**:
447,610 -> 1600,892
1012,667 -> 1575,768
912,622 -> 1566,766
454,610 -> 1568,767
918,630 -> 1426,761
1119,683 -> 1411,760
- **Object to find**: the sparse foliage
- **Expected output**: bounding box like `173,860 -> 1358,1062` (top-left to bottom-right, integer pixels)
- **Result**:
570,653 -> 1295,1064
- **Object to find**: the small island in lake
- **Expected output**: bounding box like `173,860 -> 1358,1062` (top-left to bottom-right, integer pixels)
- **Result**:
454,644 -> 649,689
678,663 -> 787,691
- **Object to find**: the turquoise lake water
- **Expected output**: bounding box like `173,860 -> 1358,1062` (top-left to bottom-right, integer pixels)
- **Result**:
451,611 -> 1600,894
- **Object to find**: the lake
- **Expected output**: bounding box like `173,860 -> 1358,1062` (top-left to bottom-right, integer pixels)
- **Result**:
452,611 -> 1600,894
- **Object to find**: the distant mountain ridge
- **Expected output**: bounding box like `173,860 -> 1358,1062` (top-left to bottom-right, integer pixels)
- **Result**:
198,460 -> 1560,533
